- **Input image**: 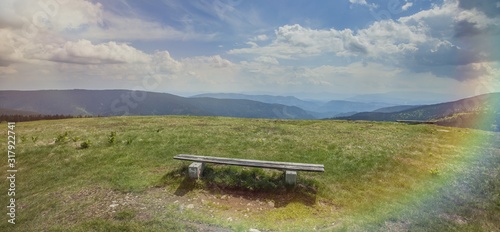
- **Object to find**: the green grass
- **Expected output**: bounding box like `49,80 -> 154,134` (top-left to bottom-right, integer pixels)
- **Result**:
0,116 -> 498,231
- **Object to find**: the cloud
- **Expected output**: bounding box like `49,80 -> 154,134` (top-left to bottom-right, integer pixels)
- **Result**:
254,56 -> 279,65
229,21 -> 424,62
229,24 -> 369,59
0,0 -> 219,68
2,0 -> 499,97
0,0 -> 212,43
182,55 -> 233,68
402,2 -> 413,11
458,0 -> 500,17
349,0 -> 379,10
349,0 -> 367,4
0,29 -> 25,66
250,34 -> 269,41
398,0 -> 500,76
151,51 -> 183,73
453,20 -> 483,37
79,11 -> 213,41
230,0 -> 500,81
40,39 -> 151,64
0,0 -> 102,30
179,0 -> 265,37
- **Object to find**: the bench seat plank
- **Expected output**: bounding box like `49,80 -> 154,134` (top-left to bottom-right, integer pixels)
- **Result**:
174,154 -> 324,172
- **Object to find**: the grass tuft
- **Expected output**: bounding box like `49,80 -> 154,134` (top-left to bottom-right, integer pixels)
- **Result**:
114,209 -> 136,221
108,131 -> 116,144
80,139 -> 92,149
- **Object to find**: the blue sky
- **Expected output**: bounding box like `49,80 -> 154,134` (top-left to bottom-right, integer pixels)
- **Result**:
0,0 -> 499,100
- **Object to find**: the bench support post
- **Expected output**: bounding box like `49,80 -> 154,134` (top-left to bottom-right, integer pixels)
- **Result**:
189,162 -> 205,179
285,170 -> 297,185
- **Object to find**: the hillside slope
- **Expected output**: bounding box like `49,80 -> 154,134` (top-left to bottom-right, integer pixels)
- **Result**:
372,105 -> 421,113
339,93 -> 500,131
0,90 -> 314,119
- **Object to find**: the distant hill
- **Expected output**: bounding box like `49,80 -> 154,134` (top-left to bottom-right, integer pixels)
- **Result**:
346,91 -> 461,105
372,105 -> 421,113
338,93 -> 500,131
316,100 -> 394,113
193,93 -> 396,118
0,90 -> 314,119
192,93 -> 323,111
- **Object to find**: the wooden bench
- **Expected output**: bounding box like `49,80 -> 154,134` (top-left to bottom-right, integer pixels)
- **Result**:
173,154 -> 324,185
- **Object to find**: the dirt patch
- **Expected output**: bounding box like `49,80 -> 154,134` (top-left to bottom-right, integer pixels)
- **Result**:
439,213 -> 468,225
62,186 -> 151,221
57,183 -> 325,230
382,220 -> 411,232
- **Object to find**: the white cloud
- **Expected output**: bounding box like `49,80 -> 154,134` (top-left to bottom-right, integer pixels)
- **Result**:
349,0 -> 367,4
42,39 -> 151,64
0,0 -> 216,69
0,0 -> 212,43
151,51 -> 183,74
0,29 -> 24,66
182,55 -> 233,68
349,0 -> 378,10
229,22 -> 423,60
0,0 -> 103,33
254,56 -> 279,65
402,2 -> 413,11
229,24 -> 360,59
250,34 -> 269,41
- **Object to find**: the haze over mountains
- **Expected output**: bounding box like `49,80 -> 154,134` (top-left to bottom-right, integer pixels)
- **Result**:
193,93 -> 397,118
1,90 -> 498,131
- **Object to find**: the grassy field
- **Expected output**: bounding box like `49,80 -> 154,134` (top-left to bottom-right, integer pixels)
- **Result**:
0,116 -> 499,231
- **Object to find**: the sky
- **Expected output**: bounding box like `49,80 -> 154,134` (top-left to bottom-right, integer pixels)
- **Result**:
0,0 -> 499,100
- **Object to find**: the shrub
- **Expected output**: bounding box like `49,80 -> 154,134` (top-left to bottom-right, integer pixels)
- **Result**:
429,168 -> 440,176
204,166 -> 285,191
80,139 -> 91,149
31,136 -> 38,143
55,132 -> 69,143
108,131 -> 116,144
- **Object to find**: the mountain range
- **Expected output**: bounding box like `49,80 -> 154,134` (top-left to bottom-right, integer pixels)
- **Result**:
192,93 -> 396,118
0,90 -> 314,119
1,90 -> 498,131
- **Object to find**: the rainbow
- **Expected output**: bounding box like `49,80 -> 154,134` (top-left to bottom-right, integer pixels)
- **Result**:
350,91 -> 500,229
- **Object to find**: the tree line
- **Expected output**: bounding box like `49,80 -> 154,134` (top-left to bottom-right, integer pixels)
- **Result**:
0,114 -> 100,122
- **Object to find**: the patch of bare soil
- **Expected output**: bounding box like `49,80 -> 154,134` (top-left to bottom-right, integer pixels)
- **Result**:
439,213 -> 468,225
382,219 -> 411,232
57,181 -> 327,231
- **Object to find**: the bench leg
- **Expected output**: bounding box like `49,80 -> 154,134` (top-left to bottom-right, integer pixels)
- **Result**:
285,170 -> 297,185
188,162 -> 205,179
